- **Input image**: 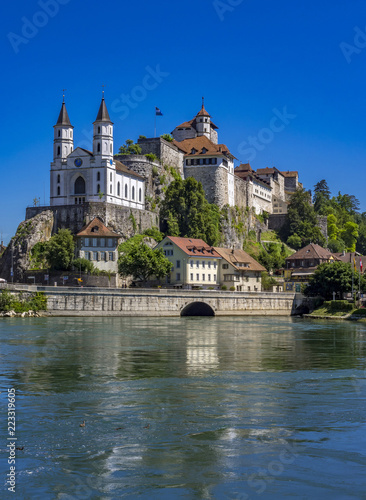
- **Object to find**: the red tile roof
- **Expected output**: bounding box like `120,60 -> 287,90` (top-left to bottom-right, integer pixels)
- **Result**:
76,217 -> 121,238
214,247 -> 266,272
196,104 -> 210,117
256,167 -> 284,177
173,136 -> 235,159
286,243 -> 339,261
165,236 -> 221,258
281,171 -> 298,178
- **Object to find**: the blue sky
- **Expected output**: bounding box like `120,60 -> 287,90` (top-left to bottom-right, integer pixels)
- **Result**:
1,0 -> 366,244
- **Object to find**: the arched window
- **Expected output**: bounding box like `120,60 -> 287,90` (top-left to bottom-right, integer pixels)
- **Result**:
58,130 -> 60,137
132,186 -> 135,200
57,186 -> 60,196
110,144 -> 112,153
110,172 -> 112,181
75,176 -> 86,194
97,143 -> 100,152
57,174 -> 60,183
139,188 -> 142,202
97,171 -> 100,181
70,130 -> 73,138
98,126 -> 100,134
117,182 -> 120,196
97,184 -> 100,194
125,184 -> 128,198
57,146 -> 60,156
110,184 -> 112,194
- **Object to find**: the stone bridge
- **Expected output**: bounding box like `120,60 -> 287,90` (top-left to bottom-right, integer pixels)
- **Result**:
16,287 -> 304,316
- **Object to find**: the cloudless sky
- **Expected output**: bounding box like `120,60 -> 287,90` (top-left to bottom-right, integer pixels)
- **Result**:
1,0 -> 366,244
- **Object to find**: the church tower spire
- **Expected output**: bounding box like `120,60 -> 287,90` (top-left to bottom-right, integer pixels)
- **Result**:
53,100 -> 74,161
195,97 -> 211,140
93,95 -> 113,160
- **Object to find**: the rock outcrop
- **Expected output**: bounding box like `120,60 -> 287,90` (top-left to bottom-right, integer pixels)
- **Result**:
0,211 -> 54,282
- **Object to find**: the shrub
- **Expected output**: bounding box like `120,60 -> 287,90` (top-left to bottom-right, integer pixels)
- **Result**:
152,166 -> 159,177
73,258 -> 95,274
221,285 -> 227,291
145,153 -> 159,162
230,286 -> 236,291
324,300 -> 353,312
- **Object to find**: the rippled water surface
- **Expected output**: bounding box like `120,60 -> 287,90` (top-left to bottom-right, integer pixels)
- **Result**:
1,316 -> 366,499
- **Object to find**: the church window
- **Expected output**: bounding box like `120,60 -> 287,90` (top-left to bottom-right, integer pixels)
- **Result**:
98,126 -> 100,134
75,198 -> 77,204
139,188 -> 142,202
57,174 -> 60,183
57,186 -> 60,196
110,144 -> 112,153
70,131 -> 73,138
110,184 -> 112,194
57,146 -> 60,156
132,186 -> 135,200
75,176 -> 86,194
117,182 -> 120,197
97,143 -> 100,152
110,172 -> 112,181
125,184 -> 128,198
97,183 -> 100,194
97,172 -> 100,181
58,130 -> 60,137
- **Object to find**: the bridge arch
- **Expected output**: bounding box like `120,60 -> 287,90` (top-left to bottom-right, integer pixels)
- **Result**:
180,301 -> 215,317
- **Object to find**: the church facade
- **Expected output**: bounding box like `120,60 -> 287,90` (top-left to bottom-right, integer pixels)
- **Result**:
50,98 -> 145,210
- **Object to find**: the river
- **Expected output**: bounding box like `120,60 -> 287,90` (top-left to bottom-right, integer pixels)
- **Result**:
1,316 -> 366,499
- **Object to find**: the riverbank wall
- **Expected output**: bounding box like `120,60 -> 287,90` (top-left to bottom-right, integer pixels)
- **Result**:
5,286 -> 303,317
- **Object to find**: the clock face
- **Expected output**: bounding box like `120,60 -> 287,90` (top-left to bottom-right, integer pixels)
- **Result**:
74,158 -> 83,167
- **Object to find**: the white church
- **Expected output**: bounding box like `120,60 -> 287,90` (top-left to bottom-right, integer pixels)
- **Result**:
50,97 -> 145,209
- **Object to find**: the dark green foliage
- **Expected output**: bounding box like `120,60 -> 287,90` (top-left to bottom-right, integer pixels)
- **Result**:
261,271 -> 278,290
118,241 -> 172,281
280,188 -> 326,247
161,134 -> 173,142
323,300 -> 354,312
286,234 -> 302,250
142,227 -> 164,242
145,153 -> 159,162
45,229 -> 75,271
221,285 -> 227,290
258,243 -> 287,272
304,261 -> 366,300
72,258 -> 94,274
117,139 -> 142,155
30,241 -> 48,269
161,178 -> 221,246
0,290 -> 47,312
313,179 -> 331,214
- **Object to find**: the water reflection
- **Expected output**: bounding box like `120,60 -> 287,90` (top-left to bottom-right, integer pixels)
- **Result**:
1,316 -> 366,498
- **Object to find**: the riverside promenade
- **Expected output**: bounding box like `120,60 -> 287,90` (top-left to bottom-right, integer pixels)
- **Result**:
6,285 -> 303,316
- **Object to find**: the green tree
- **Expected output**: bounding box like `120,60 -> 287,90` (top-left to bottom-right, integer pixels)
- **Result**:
304,261 -> 365,299
280,188 -> 326,247
286,233 -> 302,250
118,241 -> 172,282
46,229 -> 75,271
117,139 -> 142,155
160,178 -> 221,245
313,179 -> 331,214
72,257 -> 95,274
340,221 -> 359,252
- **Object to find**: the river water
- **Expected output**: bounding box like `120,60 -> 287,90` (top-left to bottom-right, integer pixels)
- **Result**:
1,316 -> 366,499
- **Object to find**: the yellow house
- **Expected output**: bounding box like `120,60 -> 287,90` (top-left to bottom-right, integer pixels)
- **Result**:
156,236 -> 222,288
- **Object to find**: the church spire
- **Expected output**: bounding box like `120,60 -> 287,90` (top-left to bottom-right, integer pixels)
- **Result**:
55,101 -> 72,126
94,97 -> 112,123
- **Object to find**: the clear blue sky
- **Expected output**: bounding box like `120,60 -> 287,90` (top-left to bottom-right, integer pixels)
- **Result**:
1,0 -> 366,244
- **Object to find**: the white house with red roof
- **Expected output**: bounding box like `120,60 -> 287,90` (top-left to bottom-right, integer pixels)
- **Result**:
50,98 -> 145,210
75,217 -> 121,273
156,236 -> 222,288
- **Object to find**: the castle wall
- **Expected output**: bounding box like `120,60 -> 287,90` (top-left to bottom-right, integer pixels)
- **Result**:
210,129 -> 218,145
171,127 -> 196,142
184,165 -> 229,207
137,137 -> 184,176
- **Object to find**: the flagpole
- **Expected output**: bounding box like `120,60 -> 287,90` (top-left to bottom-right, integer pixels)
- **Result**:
154,111 -> 156,138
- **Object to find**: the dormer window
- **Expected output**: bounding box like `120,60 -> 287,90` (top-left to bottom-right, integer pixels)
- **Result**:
91,226 -> 99,233
191,148 -> 197,154
202,147 -> 207,154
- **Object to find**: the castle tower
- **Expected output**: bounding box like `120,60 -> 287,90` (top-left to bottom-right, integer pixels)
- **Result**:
93,97 -> 113,160
195,98 -> 211,140
53,100 -> 74,162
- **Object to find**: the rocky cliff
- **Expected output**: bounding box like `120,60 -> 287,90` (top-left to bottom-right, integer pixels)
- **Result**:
0,211 -> 54,282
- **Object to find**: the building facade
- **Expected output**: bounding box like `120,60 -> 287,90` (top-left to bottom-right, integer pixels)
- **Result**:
50,98 -> 145,210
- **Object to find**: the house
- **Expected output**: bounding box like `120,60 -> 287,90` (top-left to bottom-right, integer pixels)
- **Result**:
334,252 -> 366,274
234,163 -> 272,214
213,247 -> 266,291
75,217 -> 121,273
156,236 -> 222,288
285,243 -> 339,283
